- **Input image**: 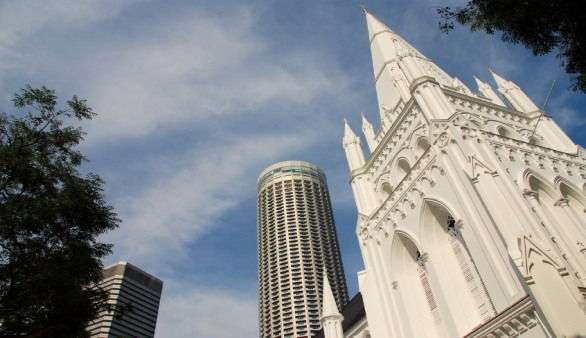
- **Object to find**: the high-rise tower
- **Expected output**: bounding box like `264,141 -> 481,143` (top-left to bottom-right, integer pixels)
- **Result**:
86,261 -> 163,338
257,161 -> 348,338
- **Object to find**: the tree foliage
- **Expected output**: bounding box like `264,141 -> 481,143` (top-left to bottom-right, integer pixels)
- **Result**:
0,86 -> 119,337
438,0 -> 586,92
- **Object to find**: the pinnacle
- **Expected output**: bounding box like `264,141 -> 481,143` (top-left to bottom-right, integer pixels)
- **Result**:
343,118 -> 357,139
361,113 -> 373,128
321,273 -> 341,317
489,68 -> 509,88
473,75 -> 485,87
364,8 -> 394,41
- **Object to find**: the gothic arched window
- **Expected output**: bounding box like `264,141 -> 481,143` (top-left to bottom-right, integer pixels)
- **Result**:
416,137 -> 431,158
390,234 -> 442,337
396,158 -> 411,185
421,201 -> 494,334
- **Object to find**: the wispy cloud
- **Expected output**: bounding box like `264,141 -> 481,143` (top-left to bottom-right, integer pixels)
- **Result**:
73,6 -> 345,141
0,0 -> 141,68
157,283 -> 257,338
108,131 -> 317,268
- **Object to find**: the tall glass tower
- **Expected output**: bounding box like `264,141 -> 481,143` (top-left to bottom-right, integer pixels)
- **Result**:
257,161 -> 348,338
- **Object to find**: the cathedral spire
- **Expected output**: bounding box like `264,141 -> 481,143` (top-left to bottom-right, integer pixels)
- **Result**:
474,76 -> 505,105
343,119 -> 365,171
490,69 -> 539,113
361,113 -> 377,152
364,9 -> 454,122
364,9 -> 426,61
320,273 -> 344,338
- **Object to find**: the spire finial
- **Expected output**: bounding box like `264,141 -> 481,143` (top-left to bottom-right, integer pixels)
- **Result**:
361,112 -> 372,128
343,118 -> 357,141
489,68 -> 509,89
321,273 -> 341,317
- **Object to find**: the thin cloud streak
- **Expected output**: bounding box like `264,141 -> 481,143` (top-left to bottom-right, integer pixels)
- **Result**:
157,284 -> 257,338
107,131 -> 318,269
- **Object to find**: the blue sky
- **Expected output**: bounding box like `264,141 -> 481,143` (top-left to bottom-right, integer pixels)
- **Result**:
1,1 -> 585,337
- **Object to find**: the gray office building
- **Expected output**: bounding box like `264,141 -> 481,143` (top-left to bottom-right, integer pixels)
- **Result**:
86,261 -> 163,338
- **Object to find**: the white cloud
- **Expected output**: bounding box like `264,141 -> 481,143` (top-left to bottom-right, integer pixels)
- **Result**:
157,285 -> 257,338
0,0 -> 140,66
79,7 -> 345,141
107,131 -> 317,268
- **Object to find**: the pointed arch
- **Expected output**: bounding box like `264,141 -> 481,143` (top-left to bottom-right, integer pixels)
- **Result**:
523,171 -> 586,280
390,231 -> 442,337
419,199 -> 494,334
395,157 -> 411,186
375,174 -> 394,199
415,137 -> 431,159
555,176 -> 586,208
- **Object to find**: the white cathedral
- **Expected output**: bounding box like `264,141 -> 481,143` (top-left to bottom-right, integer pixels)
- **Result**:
319,9 -> 586,338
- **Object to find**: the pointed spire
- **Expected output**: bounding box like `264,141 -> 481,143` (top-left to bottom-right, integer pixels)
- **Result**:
489,69 -> 539,113
364,9 -> 425,59
342,118 -> 365,171
321,273 -> 341,318
473,76 -> 485,89
361,112 -> 373,131
361,113 -> 377,152
320,274 -> 344,338
489,69 -> 510,90
363,8 -> 392,42
343,118 -> 358,144
364,9 -> 455,124
452,77 -> 472,94
474,76 -> 505,105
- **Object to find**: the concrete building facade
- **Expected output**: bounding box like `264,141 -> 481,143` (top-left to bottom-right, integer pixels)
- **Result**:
258,161 -> 348,338
86,261 -> 163,338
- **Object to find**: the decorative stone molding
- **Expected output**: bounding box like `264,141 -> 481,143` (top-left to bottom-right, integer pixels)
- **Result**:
522,189 -> 538,199
365,102 -> 424,177
463,296 -> 538,338
359,149 -> 442,240
468,155 -> 497,182
488,133 -> 586,180
445,90 -> 532,127
416,251 -> 429,267
554,198 -> 570,207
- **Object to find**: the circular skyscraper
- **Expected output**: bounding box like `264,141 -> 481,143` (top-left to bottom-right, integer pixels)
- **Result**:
257,161 -> 348,338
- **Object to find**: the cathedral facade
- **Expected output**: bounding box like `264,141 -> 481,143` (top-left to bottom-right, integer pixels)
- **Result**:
322,9 -> 586,338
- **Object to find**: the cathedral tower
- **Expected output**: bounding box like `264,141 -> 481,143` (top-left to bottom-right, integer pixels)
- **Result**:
335,9 -> 586,338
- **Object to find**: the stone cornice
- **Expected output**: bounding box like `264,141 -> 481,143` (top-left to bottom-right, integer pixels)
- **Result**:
444,89 -> 536,126
463,296 -> 537,338
409,75 -> 439,93
486,132 -> 583,163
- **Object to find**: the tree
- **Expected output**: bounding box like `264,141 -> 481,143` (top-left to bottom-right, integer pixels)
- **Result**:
438,0 -> 586,92
0,86 -> 119,337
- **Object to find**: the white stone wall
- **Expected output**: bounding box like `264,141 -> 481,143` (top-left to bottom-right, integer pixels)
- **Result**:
338,9 -> 586,338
